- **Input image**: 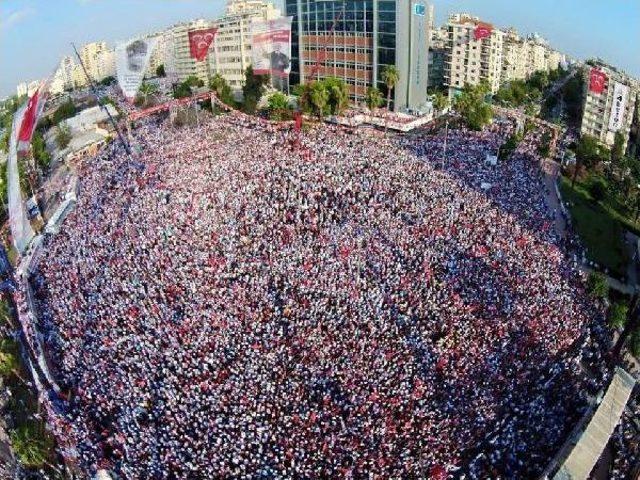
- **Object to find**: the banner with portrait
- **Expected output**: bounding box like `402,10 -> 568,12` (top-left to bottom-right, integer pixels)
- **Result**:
116,37 -> 158,101
251,17 -> 292,78
608,81 -> 629,132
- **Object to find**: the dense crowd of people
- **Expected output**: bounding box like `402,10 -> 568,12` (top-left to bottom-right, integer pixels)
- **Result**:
28,110 -> 609,478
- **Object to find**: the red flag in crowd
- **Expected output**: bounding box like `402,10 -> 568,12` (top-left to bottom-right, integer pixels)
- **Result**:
189,28 -> 218,62
589,68 -> 607,94
17,83 -> 47,153
474,23 -> 493,40
429,465 -> 448,480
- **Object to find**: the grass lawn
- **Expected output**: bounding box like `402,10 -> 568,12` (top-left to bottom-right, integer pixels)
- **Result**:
559,175 -> 629,278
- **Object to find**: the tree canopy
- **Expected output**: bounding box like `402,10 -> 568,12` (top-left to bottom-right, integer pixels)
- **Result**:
241,66 -> 268,114
453,81 -> 493,131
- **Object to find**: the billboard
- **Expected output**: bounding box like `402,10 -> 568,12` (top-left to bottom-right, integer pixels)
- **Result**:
608,82 -> 629,132
589,68 -> 607,94
116,37 -> 158,101
251,17 -> 292,77
189,28 -> 218,62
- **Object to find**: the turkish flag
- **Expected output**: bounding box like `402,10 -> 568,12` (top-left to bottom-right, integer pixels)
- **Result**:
474,23 -> 492,40
189,28 -> 218,62
17,86 -> 45,152
589,68 -> 607,94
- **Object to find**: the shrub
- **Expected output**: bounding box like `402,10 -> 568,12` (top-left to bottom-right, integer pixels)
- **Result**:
586,271 -> 609,300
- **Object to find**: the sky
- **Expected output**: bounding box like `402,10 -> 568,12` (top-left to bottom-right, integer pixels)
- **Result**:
1,0 -> 639,98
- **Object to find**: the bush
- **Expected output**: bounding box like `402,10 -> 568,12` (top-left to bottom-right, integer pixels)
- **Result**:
55,124 -> 72,149
608,301 -> 628,329
586,271 -> 609,300
9,422 -> 55,469
630,329 -> 640,358
52,99 -> 76,125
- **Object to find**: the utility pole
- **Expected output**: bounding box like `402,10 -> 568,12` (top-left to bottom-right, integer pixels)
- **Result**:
71,43 -> 131,156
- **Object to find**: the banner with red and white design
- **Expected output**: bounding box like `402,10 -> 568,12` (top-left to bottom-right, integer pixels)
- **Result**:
251,17 -> 292,77
589,68 -> 607,94
189,28 -> 217,62
116,36 -> 158,101
7,106 -> 36,253
608,82 -> 629,132
17,82 -> 48,154
474,23 -> 493,40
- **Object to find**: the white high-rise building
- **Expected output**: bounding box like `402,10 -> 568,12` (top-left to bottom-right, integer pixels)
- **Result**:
210,0 -> 282,89
444,13 -> 504,95
166,19 -> 215,85
79,41 -> 115,83
580,61 -> 638,150
50,56 -> 76,94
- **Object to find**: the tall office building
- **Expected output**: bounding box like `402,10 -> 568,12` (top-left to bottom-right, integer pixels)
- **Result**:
580,61 -> 638,150
443,13 -> 504,95
210,0 -> 282,89
285,0 -> 431,112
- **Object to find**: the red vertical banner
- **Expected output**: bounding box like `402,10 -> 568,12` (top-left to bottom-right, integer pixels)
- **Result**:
474,23 -> 493,40
188,28 -> 218,62
17,83 -> 47,153
589,68 -> 607,94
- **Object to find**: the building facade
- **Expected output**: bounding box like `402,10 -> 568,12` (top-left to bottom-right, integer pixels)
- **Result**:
580,62 -> 639,150
210,0 -> 282,89
79,42 -> 115,83
443,14 -> 504,95
285,0 -> 430,112
167,19 -> 215,85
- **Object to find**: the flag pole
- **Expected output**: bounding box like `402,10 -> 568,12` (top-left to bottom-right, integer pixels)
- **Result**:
71,42 -> 131,156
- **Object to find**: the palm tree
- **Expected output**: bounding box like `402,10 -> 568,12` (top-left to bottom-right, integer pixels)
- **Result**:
138,82 -> 158,107
309,81 -> 328,119
381,65 -> 399,133
365,87 -> 383,112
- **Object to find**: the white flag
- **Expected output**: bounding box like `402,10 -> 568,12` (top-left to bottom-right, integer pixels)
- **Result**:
608,82 -> 629,132
116,37 -> 158,101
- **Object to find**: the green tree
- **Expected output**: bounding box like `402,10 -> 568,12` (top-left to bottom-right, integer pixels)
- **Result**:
156,64 -> 166,77
323,77 -> 349,116
136,82 -> 158,107
573,134 -> 609,186
52,100 -> 76,125
433,91 -> 449,112
454,81 -> 493,131
241,65 -> 268,114
612,131 -> 626,162
209,73 -> 234,106
588,177 -> 608,203
381,65 -> 400,113
31,131 -> 51,170
365,87 -> 383,111
608,302 -> 629,329
308,81 -> 329,119
55,124 -> 72,150
537,131 -> 552,158
99,76 -> 115,86
586,271 -> 609,300
266,92 -> 291,120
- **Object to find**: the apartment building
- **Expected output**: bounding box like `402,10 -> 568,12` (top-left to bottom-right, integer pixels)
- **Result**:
79,42 -> 116,83
167,19 -> 215,85
286,0 -> 431,112
501,29 -> 526,82
444,13 -> 504,95
49,56 -> 76,95
580,61 -> 638,150
210,0 -> 282,89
